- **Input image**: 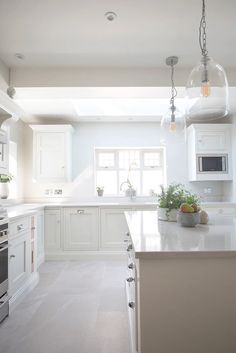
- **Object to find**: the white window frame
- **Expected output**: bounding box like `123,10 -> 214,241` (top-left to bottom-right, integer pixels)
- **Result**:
95,147 -> 166,196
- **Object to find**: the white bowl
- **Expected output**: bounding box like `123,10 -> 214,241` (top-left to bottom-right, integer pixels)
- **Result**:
177,211 -> 200,227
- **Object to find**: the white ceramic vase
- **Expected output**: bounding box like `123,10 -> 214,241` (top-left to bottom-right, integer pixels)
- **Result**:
158,208 -> 178,222
0,182 -> 9,199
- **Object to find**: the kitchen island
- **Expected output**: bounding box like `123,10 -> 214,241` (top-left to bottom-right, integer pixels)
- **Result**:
125,211 -> 236,353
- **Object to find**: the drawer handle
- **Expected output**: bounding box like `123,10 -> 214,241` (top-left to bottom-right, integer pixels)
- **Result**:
10,254 -> 15,259
124,239 -> 129,243
127,244 -> 132,252
77,210 -> 85,214
126,277 -> 135,283
17,224 -> 24,231
128,263 -> 134,270
128,301 -> 135,309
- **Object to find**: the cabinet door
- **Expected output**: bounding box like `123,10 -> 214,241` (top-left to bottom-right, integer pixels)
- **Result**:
36,132 -> 65,180
37,211 -> 44,266
44,209 -> 61,251
64,208 -> 99,250
9,233 -> 31,296
100,208 -> 131,250
196,130 -> 228,152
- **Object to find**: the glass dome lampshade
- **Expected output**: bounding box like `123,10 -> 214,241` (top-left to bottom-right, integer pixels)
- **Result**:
160,105 -> 186,145
186,56 -> 229,122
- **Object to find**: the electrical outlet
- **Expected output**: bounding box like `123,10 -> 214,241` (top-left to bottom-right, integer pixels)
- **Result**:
54,189 -> 63,195
45,189 -> 53,195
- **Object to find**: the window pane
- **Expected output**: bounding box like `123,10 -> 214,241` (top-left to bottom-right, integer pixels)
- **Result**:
119,171 -> 140,195
96,171 -> 117,195
119,150 -> 140,169
98,152 -> 115,168
143,152 -> 161,168
142,170 -> 163,195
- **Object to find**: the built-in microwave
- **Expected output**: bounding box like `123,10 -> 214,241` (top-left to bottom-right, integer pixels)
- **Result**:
197,155 -> 228,173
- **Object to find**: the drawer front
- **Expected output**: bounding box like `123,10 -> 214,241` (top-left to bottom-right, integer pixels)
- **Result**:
10,217 -> 30,237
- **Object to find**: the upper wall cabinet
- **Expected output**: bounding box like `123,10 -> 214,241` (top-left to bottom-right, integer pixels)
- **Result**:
30,125 -> 74,182
187,124 -> 232,181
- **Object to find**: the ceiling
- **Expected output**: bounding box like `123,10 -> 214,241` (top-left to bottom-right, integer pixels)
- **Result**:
0,0 -> 235,68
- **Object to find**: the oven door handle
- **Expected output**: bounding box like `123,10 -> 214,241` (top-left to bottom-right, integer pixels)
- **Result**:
0,244 -> 8,252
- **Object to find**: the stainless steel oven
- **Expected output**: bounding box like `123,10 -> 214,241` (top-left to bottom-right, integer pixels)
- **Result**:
0,218 -> 9,323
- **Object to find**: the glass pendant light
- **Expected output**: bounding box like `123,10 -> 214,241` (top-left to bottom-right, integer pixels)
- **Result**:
160,56 -> 185,145
186,0 -> 229,122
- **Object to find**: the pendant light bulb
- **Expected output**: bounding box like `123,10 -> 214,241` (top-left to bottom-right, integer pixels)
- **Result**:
201,81 -> 211,97
170,121 -> 177,132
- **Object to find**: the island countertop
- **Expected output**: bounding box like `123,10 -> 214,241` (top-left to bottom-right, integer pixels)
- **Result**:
125,210 -> 236,259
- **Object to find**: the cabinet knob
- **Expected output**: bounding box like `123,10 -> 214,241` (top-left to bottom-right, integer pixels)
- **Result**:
126,277 -> 135,283
124,239 -> 128,243
126,231 -> 130,237
126,244 -> 133,252
10,254 -> 15,259
77,210 -> 85,214
128,301 -> 135,309
128,263 -> 134,270
31,226 -> 36,230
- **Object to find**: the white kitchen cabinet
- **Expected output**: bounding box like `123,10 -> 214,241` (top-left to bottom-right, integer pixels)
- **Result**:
44,209 -> 61,251
63,208 -> 99,250
187,124 -> 232,181
0,129 -> 9,174
196,128 -> 230,153
9,232 -> 31,297
100,208 -> 132,250
36,210 -> 44,267
30,124 -> 74,182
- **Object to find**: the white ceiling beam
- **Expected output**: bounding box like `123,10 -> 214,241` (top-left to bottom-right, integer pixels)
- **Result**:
12,67 -> 236,88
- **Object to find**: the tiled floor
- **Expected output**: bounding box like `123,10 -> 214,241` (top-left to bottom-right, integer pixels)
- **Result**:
0,260 -> 131,353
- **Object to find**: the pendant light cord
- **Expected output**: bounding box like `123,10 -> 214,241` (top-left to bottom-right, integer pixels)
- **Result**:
170,63 -> 177,108
199,0 -> 208,57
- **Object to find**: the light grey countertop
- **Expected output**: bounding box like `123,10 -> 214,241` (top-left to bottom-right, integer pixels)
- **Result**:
5,201 -> 236,220
125,210 -> 236,259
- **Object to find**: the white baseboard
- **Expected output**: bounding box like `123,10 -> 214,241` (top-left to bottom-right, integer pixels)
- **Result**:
45,251 -> 126,261
9,272 -> 39,313
37,253 -> 45,268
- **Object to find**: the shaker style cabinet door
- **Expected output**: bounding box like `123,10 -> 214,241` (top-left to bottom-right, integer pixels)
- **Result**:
8,233 -> 31,296
100,208 -> 131,250
44,209 -> 61,251
30,125 -> 74,182
36,132 -> 65,180
63,208 -> 99,250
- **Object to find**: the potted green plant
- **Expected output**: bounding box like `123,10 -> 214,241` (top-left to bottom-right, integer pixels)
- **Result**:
157,184 -> 199,221
96,186 -> 104,197
0,174 -> 13,199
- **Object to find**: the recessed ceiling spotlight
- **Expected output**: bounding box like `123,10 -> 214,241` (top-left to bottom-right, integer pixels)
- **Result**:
104,11 -> 117,22
14,53 -> 25,60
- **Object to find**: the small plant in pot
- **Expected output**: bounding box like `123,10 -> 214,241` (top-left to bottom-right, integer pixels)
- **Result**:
0,174 -> 13,199
157,184 -> 199,222
96,186 -> 104,197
